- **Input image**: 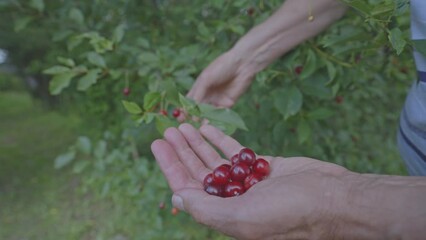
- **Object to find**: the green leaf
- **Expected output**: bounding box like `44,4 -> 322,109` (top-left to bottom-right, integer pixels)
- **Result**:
69,7 -> 84,25
370,4 -> 393,16
413,40 -> 426,57
94,140 -> 107,159
112,24 -> 126,43
122,100 -> 143,114
67,36 -> 83,51
109,69 -> 122,80
57,57 -> 75,67
273,86 -> 303,119
142,112 -> 156,124
155,115 -> 178,134
197,22 -> 210,37
395,0 -> 410,16
301,74 -> 331,99
72,161 -> 89,174
208,119 -> 237,135
77,69 -> 101,91
138,52 -> 158,63
388,28 -> 406,55
54,150 -> 76,169
343,0 -> 371,16
90,37 -> 114,53
76,136 -> 91,154
52,30 -> 73,42
87,52 -> 106,68
143,92 -> 161,111
321,28 -> 362,48
179,94 -> 196,107
230,25 -> 245,35
272,121 -> 287,143
43,66 -> 70,75
299,50 -> 317,79
200,104 -> 248,131
49,72 -> 77,95
297,119 -> 311,144
179,94 -> 199,115
137,38 -> 150,48
29,0 -> 44,12
307,108 -> 334,120
14,16 -> 33,32
326,61 -> 337,81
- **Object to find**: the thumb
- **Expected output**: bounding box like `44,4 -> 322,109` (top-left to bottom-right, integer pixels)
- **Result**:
172,188 -> 234,227
172,188 -> 205,212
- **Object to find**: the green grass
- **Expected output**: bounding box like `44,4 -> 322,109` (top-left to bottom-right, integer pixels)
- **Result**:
0,91 -> 99,239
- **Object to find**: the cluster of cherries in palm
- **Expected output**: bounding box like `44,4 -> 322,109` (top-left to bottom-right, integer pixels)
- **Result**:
203,148 -> 270,198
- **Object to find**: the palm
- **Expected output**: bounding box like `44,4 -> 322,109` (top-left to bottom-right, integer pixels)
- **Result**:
151,124 -> 347,239
151,122 -> 347,193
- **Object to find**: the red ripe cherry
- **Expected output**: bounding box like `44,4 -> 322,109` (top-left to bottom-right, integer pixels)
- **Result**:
213,164 -> 231,185
158,201 -> 165,209
123,87 -> 130,96
230,154 -> 239,165
203,173 -> 215,187
244,173 -> 263,190
294,66 -> 303,75
230,162 -> 251,182
172,108 -> 181,118
159,110 -> 168,116
335,96 -> 343,104
204,184 -> 223,197
224,181 -> 245,198
253,158 -> 270,177
238,148 -> 256,166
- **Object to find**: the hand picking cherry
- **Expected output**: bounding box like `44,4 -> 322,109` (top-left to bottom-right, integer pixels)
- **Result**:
203,147 -> 270,198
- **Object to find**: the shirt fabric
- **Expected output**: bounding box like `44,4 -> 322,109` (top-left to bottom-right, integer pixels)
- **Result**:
397,0 -> 426,175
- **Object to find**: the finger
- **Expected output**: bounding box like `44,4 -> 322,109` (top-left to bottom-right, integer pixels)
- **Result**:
151,139 -> 199,191
199,124 -> 243,159
178,123 -> 228,169
207,95 -> 235,108
163,127 -> 211,182
187,82 -> 207,103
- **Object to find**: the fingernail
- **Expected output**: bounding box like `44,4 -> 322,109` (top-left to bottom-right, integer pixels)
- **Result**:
172,194 -> 184,211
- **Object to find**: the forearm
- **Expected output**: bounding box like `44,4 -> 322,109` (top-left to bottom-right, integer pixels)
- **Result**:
332,173 -> 426,239
231,0 -> 347,75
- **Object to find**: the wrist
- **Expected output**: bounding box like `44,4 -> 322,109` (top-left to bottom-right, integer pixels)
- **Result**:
225,48 -> 258,84
328,173 -> 426,240
323,172 -> 391,239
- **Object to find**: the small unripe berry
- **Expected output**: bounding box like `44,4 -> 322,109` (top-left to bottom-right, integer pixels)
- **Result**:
159,110 -> 168,116
171,207 -> 179,215
172,108 -> 181,118
294,66 -> 303,75
123,87 -> 131,96
246,7 -> 255,16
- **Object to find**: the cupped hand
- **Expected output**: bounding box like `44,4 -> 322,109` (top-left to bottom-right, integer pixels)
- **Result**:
151,124 -> 354,240
187,51 -> 255,108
